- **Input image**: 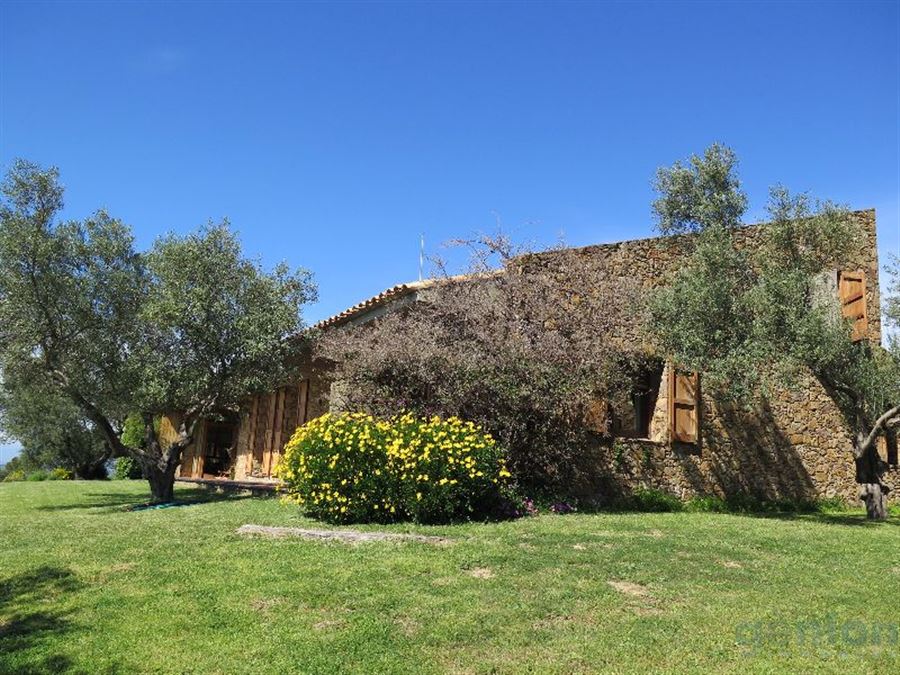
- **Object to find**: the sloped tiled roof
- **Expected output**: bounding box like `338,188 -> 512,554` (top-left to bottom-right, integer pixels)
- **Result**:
310,272 -> 489,331
312,279 -> 436,330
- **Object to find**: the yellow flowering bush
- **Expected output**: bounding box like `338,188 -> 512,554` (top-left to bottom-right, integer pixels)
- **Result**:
275,412 -> 511,523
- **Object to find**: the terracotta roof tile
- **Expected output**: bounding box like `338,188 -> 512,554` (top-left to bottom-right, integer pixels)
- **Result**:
311,279 -> 434,330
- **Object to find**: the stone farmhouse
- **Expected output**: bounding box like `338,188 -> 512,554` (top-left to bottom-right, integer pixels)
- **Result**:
171,209 -> 898,503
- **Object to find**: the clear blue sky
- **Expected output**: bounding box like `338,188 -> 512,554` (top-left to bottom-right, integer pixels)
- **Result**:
1,1 -> 899,461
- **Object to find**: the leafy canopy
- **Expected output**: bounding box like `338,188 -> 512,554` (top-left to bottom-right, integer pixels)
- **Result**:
647,144 -> 899,449
0,159 -> 316,480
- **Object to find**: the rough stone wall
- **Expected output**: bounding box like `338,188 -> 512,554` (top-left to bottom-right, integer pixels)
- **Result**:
527,210 -> 881,504
521,209 -> 881,347
574,364 -> 859,504
229,211 -> 885,502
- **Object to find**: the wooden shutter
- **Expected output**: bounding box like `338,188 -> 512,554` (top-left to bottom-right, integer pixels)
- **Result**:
262,388 -> 285,476
669,368 -> 700,445
584,398 -> 610,435
297,379 -> 310,426
838,270 -> 868,342
246,395 -> 262,475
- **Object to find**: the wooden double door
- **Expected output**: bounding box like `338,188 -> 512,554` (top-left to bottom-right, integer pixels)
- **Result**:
245,380 -> 310,478
179,417 -> 238,479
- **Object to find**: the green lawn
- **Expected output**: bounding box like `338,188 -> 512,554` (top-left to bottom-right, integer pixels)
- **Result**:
1,482 -> 899,674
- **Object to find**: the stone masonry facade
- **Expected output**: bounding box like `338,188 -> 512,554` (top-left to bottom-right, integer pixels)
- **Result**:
221,209 -> 893,505
523,209 -> 887,504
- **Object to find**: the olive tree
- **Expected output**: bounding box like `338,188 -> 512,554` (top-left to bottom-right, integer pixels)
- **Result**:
0,160 -> 316,502
0,370 -> 110,478
647,144 -> 900,519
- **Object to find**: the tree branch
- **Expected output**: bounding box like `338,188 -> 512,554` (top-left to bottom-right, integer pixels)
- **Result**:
67,388 -> 131,459
860,403 -> 900,454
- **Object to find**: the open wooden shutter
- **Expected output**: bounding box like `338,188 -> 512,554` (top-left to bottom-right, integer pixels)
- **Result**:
669,367 -> 700,445
838,270 -> 868,341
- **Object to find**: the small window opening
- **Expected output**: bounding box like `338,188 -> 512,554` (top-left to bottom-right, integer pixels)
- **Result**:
609,360 -> 664,440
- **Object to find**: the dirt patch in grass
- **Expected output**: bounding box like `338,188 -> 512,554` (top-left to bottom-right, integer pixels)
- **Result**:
237,524 -> 451,544
250,597 -> 283,613
394,615 -> 421,636
313,619 -> 345,631
607,580 -> 650,597
721,560 -> 743,569
532,611 -> 603,629
93,561 -> 136,583
467,567 -> 495,579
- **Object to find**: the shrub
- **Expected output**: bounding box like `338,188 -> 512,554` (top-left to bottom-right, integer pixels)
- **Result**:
276,412 -> 510,524
683,495 -> 726,512
48,468 -> 73,480
315,237 -> 646,497
549,501 -> 577,514
26,470 -> 48,481
684,493 -> 850,514
2,469 -> 25,482
626,488 -> 683,512
816,496 -> 850,512
113,456 -> 143,480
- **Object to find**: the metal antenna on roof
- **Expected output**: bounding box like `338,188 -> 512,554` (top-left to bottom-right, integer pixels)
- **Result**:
419,233 -> 425,281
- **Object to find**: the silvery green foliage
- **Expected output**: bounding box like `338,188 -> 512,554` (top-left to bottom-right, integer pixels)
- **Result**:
0,367 -> 108,478
137,223 -> 316,417
0,159 -> 316,497
886,255 -> 900,353
648,146 -> 889,412
652,143 -> 748,235
0,160 -> 146,427
648,146 -> 899,517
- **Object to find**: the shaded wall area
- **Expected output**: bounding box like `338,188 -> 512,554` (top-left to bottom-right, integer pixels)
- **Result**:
574,364 -> 861,504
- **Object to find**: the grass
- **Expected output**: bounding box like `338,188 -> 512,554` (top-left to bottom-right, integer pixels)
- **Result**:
2,482 -> 899,674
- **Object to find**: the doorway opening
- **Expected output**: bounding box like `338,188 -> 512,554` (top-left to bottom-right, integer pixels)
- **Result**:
201,421 -> 236,478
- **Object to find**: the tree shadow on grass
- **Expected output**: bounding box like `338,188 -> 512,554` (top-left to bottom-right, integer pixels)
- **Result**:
34,487 -> 260,513
753,511 -> 900,528
0,566 -> 82,674
573,497 -> 900,528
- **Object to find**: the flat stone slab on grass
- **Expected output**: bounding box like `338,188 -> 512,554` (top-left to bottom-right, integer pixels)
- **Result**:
236,524 -> 451,544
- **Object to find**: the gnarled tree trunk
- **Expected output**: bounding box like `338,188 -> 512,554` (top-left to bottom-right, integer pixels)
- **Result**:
854,429 -> 891,521
145,461 -> 178,503
855,447 -> 888,520
852,404 -> 900,520
141,413 -> 196,504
